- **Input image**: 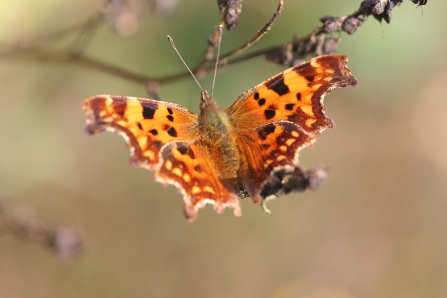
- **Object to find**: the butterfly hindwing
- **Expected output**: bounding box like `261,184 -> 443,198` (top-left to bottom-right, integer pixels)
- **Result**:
237,121 -> 316,201
156,141 -> 242,221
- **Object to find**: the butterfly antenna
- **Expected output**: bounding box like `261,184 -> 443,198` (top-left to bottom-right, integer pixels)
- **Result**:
167,36 -> 204,92
211,25 -> 223,97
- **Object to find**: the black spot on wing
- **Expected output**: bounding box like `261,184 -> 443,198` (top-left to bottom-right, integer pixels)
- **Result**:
306,76 -> 314,82
263,123 -> 276,134
166,115 -> 174,122
176,144 -> 195,159
258,98 -> 266,106
258,123 -> 276,140
137,123 -> 143,130
254,92 -> 260,100
167,127 -> 177,137
177,144 -> 188,155
142,102 -> 158,119
167,107 -> 173,115
266,74 -> 290,96
264,110 -> 276,120
149,129 -> 158,135
285,104 -> 295,110
296,93 -> 302,101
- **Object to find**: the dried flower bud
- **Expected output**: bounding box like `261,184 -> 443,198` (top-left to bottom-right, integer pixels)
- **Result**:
217,0 -> 243,30
323,38 -> 340,55
260,165 -> 328,214
410,0 -> 427,7
266,45 -> 294,67
320,16 -> 342,33
343,16 -> 363,34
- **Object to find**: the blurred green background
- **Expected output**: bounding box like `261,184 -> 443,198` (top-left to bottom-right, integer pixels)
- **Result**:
1,0 -> 446,297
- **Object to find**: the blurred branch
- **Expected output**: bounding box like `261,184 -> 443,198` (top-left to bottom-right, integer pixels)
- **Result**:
0,0 -> 428,89
0,197 -> 84,257
70,13 -> 104,58
230,0 -> 429,66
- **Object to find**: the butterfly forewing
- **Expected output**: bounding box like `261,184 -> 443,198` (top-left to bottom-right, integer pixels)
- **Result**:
82,95 -> 198,168
226,55 -> 357,133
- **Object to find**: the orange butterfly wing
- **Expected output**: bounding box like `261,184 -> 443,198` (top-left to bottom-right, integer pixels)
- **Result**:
82,95 -> 241,221
226,55 -> 358,201
83,95 -> 198,167
155,141 -> 241,221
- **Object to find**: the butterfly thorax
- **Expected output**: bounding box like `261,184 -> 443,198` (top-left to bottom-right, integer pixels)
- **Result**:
199,91 -> 241,184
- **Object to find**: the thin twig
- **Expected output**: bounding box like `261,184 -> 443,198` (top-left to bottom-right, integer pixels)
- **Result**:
1,46 -> 151,83
219,0 -> 283,60
158,0 -> 284,84
70,13 -> 104,58
0,0 -> 427,88
0,197 -> 83,257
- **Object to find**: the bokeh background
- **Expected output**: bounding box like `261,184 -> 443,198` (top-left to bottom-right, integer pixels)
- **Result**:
1,0 -> 446,297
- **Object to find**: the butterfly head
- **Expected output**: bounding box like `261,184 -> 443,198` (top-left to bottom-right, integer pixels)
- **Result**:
199,90 -> 219,111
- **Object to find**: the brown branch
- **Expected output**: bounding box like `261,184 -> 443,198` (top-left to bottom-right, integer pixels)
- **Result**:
227,0 -> 428,67
0,196 -> 83,257
0,0 -> 427,89
160,0 -> 284,85
1,46 -> 151,84
219,0 -> 283,60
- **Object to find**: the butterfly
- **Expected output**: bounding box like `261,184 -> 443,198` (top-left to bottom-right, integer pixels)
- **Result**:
82,54 -> 357,221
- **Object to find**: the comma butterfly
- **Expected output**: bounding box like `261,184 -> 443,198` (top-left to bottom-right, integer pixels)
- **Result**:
82,54 -> 357,221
